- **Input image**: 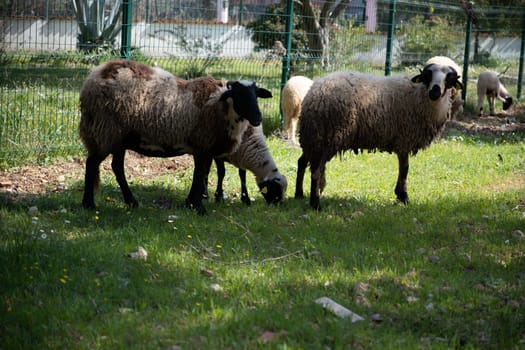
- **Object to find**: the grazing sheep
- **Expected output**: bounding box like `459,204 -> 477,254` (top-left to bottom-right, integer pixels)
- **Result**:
295,63 -> 463,210
476,71 -> 513,116
281,76 -> 313,144
426,56 -> 464,119
79,60 -> 272,215
211,124 -> 287,205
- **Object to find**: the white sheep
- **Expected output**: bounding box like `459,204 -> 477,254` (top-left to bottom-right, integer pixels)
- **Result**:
79,60 -> 272,215
425,56 -> 464,119
476,71 -> 513,116
281,75 -> 313,145
295,63 -> 463,210
211,124 -> 287,205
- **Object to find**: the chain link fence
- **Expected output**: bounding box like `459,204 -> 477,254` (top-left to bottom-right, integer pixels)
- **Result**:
1,0 -> 524,167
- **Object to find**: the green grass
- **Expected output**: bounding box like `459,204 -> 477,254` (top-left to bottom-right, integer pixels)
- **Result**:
1,135 -> 524,349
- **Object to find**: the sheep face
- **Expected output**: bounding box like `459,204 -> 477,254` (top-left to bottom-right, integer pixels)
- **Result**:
503,96 -> 513,110
219,80 -> 272,127
258,174 -> 288,205
412,64 -> 463,101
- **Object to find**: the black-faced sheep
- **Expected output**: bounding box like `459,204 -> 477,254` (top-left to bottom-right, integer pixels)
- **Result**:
79,60 -> 272,215
294,63 -> 463,210
426,56 -> 464,119
476,71 -> 513,116
281,76 -> 313,145
211,124 -> 287,205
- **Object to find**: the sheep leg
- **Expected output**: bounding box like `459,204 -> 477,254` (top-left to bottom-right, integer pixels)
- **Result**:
82,154 -> 105,209
294,153 -> 308,199
488,95 -> 495,115
309,157 -> 325,211
186,155 -> 212,215
291,119 -> 299,145
239,169 -> 251,206
111,150 -> 138,208
476,91 -> 485,116
394,152 -> 410,204
214,158 -> 226,202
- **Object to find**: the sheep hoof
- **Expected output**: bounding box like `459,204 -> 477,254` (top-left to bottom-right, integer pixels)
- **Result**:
214,192 -> 226,203
310,198 -> 321,211
397,196 -> 409,205
294,192 -> 305,199
241,194 -> 252,206
186,198 -> 207,215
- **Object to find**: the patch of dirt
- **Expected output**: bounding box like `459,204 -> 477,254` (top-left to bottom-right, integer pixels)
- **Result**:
446,106 -> 525,136
0,152 -> 193,201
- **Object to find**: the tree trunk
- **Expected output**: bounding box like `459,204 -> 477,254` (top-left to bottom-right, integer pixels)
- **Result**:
293,0 -> 350,67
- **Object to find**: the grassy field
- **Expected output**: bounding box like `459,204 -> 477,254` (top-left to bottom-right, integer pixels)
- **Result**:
1,133 -> 524,349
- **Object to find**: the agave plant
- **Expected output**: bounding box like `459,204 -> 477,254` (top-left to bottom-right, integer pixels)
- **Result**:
72,0 -> 122,52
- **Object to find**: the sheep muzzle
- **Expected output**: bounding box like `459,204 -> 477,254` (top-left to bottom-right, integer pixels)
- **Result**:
429,85 -> 442,101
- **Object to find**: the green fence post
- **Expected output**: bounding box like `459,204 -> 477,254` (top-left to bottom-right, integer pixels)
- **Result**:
279,0 -> 294,127
385,0 -> 397,76
517,11 -> 525,100
238,0 -> 243,25
121,0 -> 133,59
462,1 -> 473,104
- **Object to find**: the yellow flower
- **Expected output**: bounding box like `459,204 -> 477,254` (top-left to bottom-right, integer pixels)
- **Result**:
59,278 -> 67,284
187,234 -> 192,239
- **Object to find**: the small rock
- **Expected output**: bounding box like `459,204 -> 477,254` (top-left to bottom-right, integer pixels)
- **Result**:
200,269 -> 214,277
407,296 -> 419,303
128,246 -> 148,260
416,247 -> 426,254
370,313 -> 383,322
28,206 -> 39,216
512,230 -> 524,239
209,283 -> 223,292
428,255 -> 440,264
0,180 -> 13,187
118,307 -> 134,314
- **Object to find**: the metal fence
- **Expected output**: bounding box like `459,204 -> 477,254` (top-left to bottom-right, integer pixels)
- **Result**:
1,0 -> 525,166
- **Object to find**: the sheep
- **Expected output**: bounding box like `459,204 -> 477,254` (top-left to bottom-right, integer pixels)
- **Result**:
476,71 -> 513,116
281,75 -> 313,145
211,124 -> 287,205
294,63 -> 463,210
79,59 -> 272,215
425,56 -> 464,119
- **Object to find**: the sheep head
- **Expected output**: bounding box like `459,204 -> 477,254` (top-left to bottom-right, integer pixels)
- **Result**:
503,96 -> 513,110
219,80 -> 272,127
412,64 -> 463,101
258,174 -> 287,205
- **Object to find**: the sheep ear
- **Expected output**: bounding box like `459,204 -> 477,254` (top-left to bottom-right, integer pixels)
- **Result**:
257,88 -> 272,99
411,74 -> 423,83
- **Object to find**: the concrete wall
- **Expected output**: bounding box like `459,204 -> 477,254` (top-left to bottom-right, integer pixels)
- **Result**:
2,19 -> 521,61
